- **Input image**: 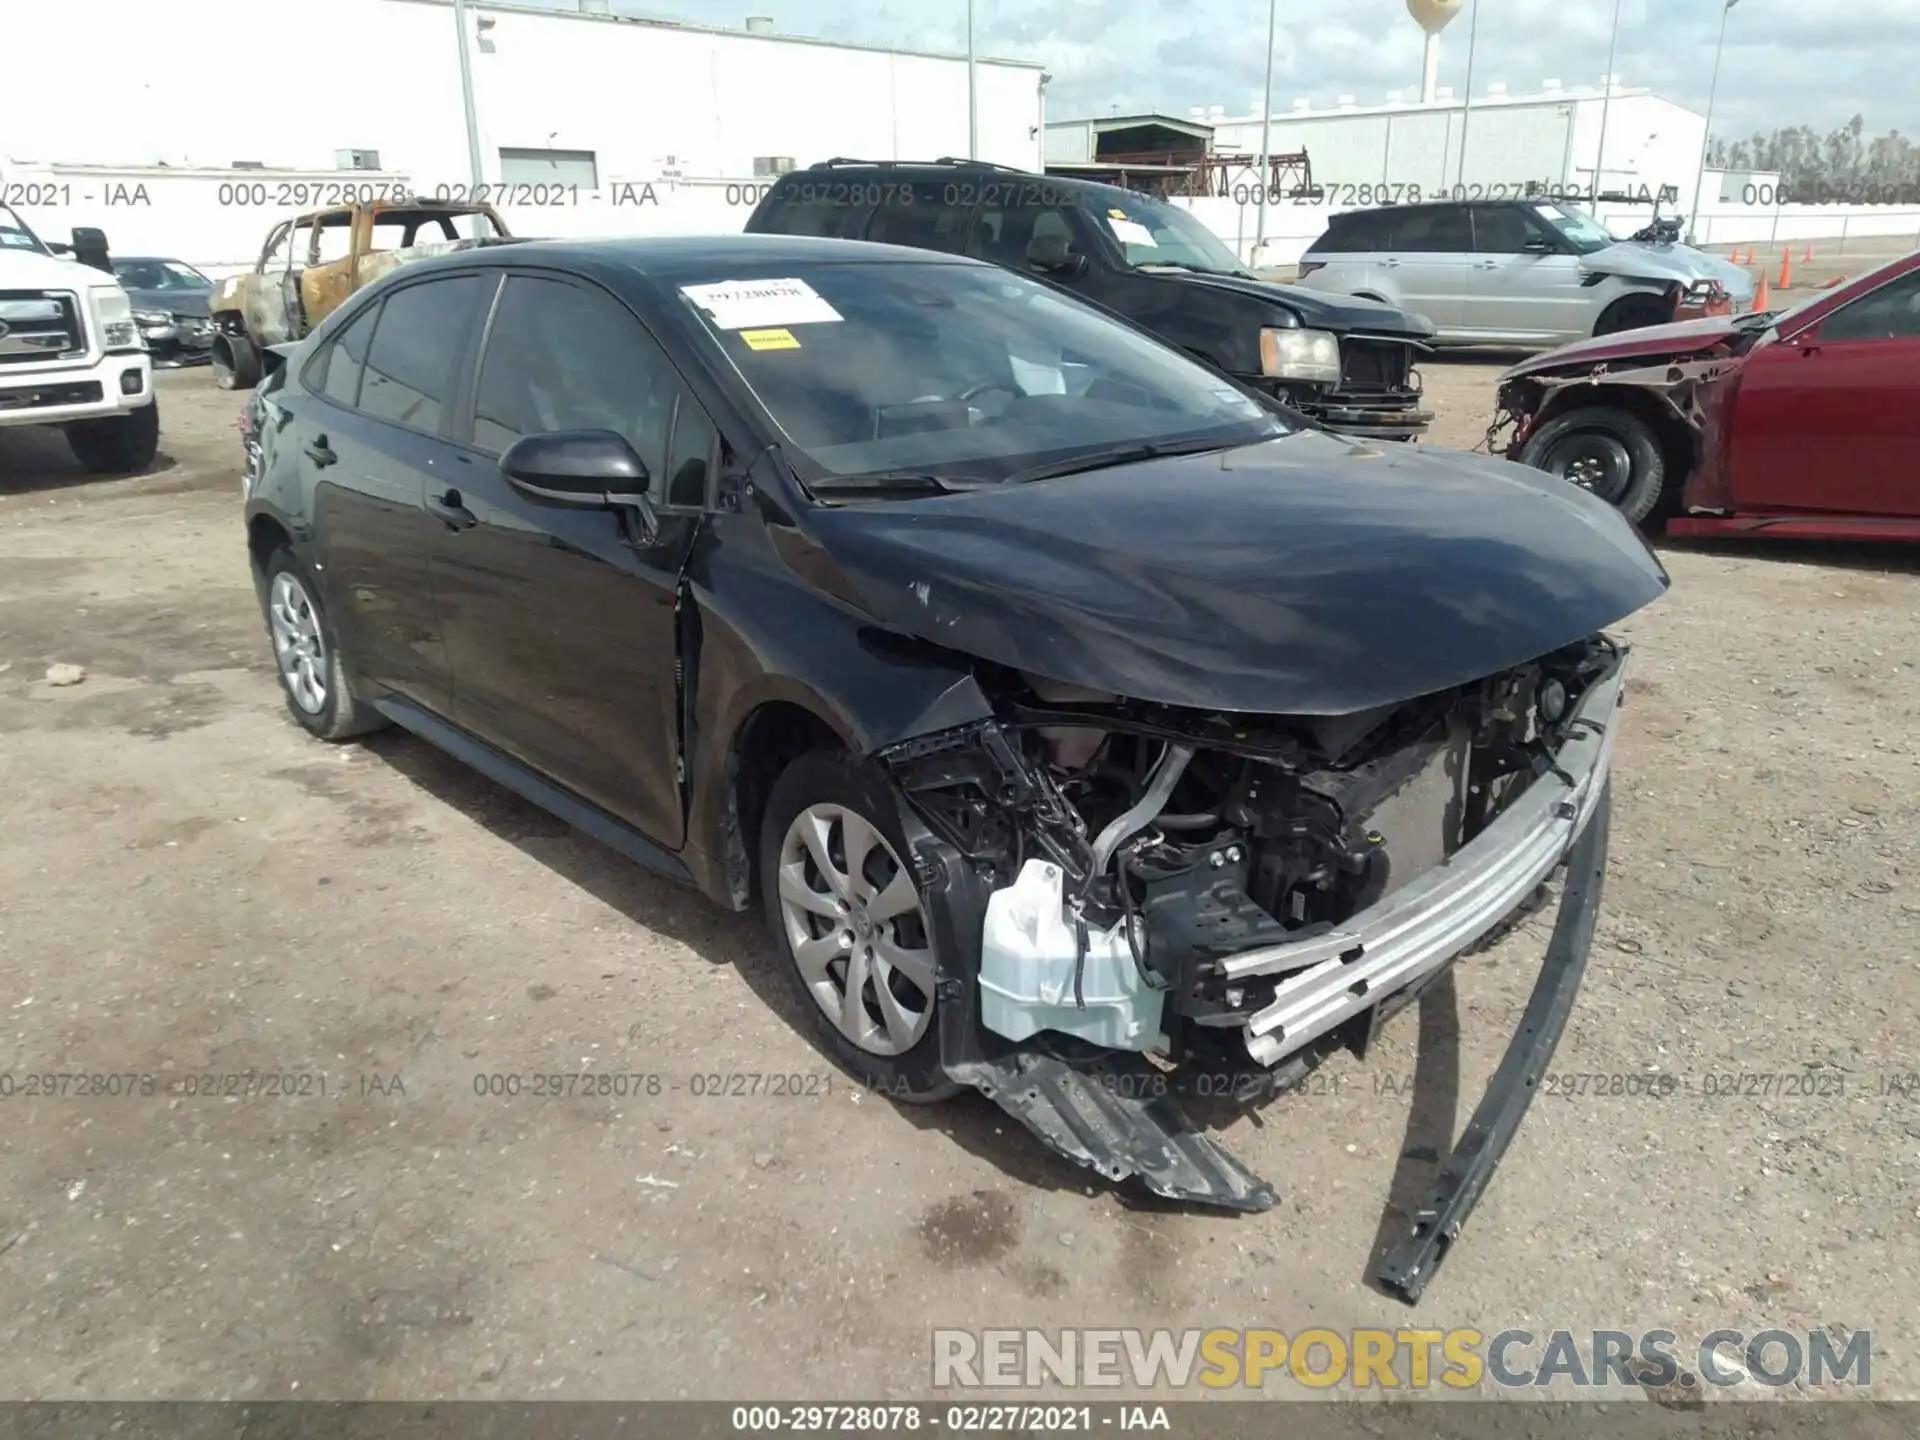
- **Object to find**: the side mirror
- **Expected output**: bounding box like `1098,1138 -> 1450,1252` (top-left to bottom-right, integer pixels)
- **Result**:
502,430 -> 654,510
70,227 -> 113,272
1523,236 -> 1556,255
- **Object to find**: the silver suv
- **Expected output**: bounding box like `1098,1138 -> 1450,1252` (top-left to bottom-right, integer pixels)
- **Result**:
1296,199 -> 1755,347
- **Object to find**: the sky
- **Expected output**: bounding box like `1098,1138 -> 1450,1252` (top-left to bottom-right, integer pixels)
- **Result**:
578,0 -> 1911,143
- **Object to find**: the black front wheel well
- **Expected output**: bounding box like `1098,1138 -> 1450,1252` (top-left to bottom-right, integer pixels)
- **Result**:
724,701 -> 846,909
247,514 -> 293,580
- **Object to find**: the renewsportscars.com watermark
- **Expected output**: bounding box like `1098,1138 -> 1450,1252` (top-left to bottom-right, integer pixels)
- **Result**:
932,1328 -> 1873,1392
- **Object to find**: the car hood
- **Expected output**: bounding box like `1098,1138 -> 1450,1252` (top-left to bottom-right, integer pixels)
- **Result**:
1155,269 -> 1436,341
803,431 -> 1668,716
124,287 -> 210,318
1497,313 -> 1745,381
1585,240 -> 1755,299
0,247 -> 114,291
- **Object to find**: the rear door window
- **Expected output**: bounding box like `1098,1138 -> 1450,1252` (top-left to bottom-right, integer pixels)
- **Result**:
357,274 -> 488,434
1318,209 -> 1394,253
307,301 -> 379,408
753,177 -> 878,239
1392,206 -> 1473,253
862,180 -> 970,252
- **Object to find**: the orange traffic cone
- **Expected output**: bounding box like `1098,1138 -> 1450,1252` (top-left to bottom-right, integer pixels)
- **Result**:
1737,245 -> 1752,264
1752,271 -> 1771,311
1803,242 -> 1815,263
1778,247 -> 1794,290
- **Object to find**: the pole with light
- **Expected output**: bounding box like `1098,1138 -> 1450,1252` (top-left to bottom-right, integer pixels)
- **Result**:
1593,0 -> 1625,205
453,0 -> 485,192
1456,0 -> 1479,188
1255,0 -> 1277,262
1687,0 -> 1740,244
967,0 -> 978,160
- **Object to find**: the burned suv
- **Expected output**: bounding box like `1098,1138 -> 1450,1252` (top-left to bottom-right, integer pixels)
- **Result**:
244,235 -> 1663,1298
746,161 -> 1435,441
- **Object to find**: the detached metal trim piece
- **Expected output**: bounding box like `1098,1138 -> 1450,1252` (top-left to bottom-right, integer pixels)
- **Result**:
1375,782 -> 1611,1303
1230,658 -> 1623,1068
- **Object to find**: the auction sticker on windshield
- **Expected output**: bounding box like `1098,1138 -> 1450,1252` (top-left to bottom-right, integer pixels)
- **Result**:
1108,217 -> 1157,248
740,327 -> 801,351
679,277 -> 843,330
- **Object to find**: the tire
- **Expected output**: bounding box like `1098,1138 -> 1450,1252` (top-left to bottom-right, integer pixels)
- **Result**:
260,546 -> 388,741
1594,295 -> 1672,337
1518,406 -> 1667,525
65,400 -> 160,475
213,331 -> 261,391
759,750 -> 959,1102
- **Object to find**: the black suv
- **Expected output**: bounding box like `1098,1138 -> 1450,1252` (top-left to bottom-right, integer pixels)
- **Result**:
745,161 -> 1435,441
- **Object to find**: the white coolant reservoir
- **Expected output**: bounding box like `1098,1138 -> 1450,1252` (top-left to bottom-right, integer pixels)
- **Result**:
978,859 -> 1166,1051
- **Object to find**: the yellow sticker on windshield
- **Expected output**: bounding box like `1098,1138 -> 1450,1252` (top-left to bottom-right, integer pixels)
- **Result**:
740,328 -> 800,351
1108,208 -> 1129,219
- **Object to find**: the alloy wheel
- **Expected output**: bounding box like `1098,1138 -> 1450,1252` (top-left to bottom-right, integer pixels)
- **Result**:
776,803 -> 937,1056
268,571 -> 329,715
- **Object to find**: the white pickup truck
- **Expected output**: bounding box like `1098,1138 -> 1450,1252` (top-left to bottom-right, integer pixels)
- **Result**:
0,202 -> 158,474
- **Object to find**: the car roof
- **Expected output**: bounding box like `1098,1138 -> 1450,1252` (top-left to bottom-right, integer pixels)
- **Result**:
458,233 -> 982,273
112,256 -> 193,265
789,159 -> 1142,207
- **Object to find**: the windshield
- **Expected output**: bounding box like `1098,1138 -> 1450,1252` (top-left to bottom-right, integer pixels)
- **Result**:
0,204 -> 49,254
1530,201 -> 1618,255
673,261 -> 1290,486
113,259 -> 212,291
1100,194 -> 1251,276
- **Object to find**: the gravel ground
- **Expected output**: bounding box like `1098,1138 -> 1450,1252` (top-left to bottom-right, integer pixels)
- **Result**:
0,364 -> 1915,1403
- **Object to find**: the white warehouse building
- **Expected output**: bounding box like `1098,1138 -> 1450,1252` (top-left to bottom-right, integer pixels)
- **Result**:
0,0 -> 1047,269
1201,81 -> 1707,210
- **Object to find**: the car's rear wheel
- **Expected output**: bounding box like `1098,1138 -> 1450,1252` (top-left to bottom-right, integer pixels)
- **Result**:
1519,406 -> 1667,524
213,332 -> 261,391
759,750 -> 958,1101
65,400 -> 159,475
1594,295 -> 1672,336
261,547 -> 387,741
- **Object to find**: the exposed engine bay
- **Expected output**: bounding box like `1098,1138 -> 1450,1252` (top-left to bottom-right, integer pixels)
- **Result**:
877,633 -> 1626,1298
884,634 -> 1618,1072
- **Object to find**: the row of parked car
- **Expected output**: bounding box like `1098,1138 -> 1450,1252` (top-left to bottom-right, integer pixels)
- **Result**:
11,154 -> 1906,1296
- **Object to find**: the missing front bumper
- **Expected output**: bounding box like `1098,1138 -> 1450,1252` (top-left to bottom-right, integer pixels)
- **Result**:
901,653 -> 1623,1295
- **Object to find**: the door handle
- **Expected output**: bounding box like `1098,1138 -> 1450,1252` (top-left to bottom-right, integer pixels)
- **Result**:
304,436 -> 338,468
1475,260 -> 1501,269
1382,258 -> 1400,268
428,487 -> 479,532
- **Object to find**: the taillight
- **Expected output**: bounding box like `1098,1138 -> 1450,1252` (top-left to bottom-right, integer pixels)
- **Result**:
1296,261 -> 1326,278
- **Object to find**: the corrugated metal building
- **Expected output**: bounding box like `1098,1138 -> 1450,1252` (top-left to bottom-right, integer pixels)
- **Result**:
1198,82 -> 1707,210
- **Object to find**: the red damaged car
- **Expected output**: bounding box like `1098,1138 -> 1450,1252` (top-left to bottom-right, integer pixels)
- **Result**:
1491,248 -> 1920,536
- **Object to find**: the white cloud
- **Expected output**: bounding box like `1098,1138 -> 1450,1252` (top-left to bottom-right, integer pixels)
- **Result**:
599,0 -> 1918,142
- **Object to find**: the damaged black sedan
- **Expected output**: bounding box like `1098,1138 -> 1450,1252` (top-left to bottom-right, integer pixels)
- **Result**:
242,235 -> 1666,1300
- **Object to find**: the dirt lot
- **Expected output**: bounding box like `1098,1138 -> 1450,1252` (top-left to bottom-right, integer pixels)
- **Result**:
1,363 -> 1917,1403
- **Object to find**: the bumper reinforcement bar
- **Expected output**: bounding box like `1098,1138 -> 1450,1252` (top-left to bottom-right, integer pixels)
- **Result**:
1376,781 -> 1611,1302
1229,658 -> 1621,1068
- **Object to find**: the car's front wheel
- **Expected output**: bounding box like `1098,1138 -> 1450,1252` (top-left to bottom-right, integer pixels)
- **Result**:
65,400 -> 160,475
759,750 -> 958,1101
260,546 -> 387,741
1518,406 -> 1667,525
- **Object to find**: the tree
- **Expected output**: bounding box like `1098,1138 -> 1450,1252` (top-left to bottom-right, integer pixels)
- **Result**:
1708,115 -> 1920,196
